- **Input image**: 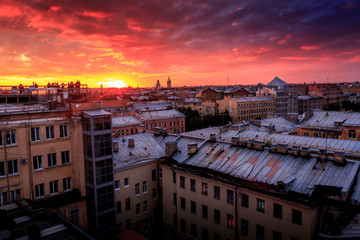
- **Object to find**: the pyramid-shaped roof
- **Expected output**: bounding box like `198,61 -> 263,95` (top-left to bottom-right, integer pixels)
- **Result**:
266,76 -> 288,86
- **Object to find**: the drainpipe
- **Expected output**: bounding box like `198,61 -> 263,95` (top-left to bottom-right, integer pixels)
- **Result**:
3,133 -> 10,203
235,186 -> 239,240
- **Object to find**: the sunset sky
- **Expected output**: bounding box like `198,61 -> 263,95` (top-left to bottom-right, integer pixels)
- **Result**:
0,0 -> 360,87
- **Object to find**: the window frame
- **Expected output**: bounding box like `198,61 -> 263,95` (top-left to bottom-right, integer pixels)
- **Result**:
45,126 -> 55,140
31,127 -> 41,142
33,155 -> 43,171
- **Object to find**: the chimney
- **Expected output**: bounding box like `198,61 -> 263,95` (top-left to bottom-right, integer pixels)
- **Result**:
209,133 -> 216,143
154,127 -> 162,136
188,143 -> 198,155
113,141 -> 119,152
128,138 -> 135,148
165,141 -> 177,157
231,136 -> 240,146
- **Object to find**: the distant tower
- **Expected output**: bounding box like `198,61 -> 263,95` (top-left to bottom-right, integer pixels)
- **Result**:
167,77 -> 171,88
156,80 -> 160,89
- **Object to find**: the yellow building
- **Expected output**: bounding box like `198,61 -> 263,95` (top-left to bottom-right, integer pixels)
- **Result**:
0,103 -> 87,227
217,97 -> 276,123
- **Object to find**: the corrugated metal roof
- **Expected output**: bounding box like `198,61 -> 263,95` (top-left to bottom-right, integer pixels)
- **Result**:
231,96 -> 274,102
83,110 -> 111,116
182,128 -> 360,155
113,133 -> 164,170
112,116 -> 142,127
300,110 -> 360,128
140,109 -> 185,121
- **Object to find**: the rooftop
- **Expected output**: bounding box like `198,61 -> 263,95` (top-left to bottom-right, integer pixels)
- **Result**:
112,116 -> 142,128
140,109 -> 185,121
266,77 -> 289,86
300,110 -> 360,129
230,96 -> 274,102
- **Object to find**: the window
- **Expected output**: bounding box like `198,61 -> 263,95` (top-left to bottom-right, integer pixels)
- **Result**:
152,169 -> 156,181
31,127 -> 40,141
116,201 -> 121,214
124,177 -> 129,187
63,177 -> 71,191
227,190 -> 234,204
241,219 -> 248,235
349,130 -> 356,139
180,197 -> 185,210
61,151 -> 70,164
33,156 -> 42,170
214,233 -> 221,240
5,130 -> 16,145
190,179 -> 196,192
135,183 -> 140,196
47,153 -> 56,167
273,231 -> 282,240
159,169 -> 162,179
191,201 -> 196,214
303,132 -> 308,137
143,181 -> 148,194
173,193 -> 177,205
125,198 -> 131,210
115,180 -> 120,190
180,219 -> 186,232
214,209 -> 220,224
257,198 -> 265,213
136,203 -> 141,216
180,176 -> 185,188
46,126 -> 55,139
50,180 -> 59,195
0,162 -> 5,177
173,172 -> 176,183
126,219 -> 131,229
95,159 -> 113,185
202,182 -> 208,196
144,220 -> 149,233
273,203 -> 283,219
10,189 -> 20,203
0,131 -> 2,146
256,224 -> 264,240
191,223 -> 197,237
152,188 -> 157,199
241,194 -> 249,207
202,228 -> 208,240
292,209 -> 302,225
143,201 -> 148,213
173,214 -> 177,225
35,184 -> 44,198
60,125 -> 68,138
214,186 -> 220,200
227,214 -> 234,228
314,133 -> 319,137
202,205 -> 208,219
8,160 -> 18,175
0,192 -> 7,206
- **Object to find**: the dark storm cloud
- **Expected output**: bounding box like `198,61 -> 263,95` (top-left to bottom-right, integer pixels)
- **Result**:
4,0 -> 360,59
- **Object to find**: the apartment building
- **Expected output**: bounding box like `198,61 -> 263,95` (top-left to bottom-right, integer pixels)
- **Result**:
112,133 -> 163,237
308,84 -> 342,108
112,116 -> 142,137
298,95 -> 323,114
139,109 -> 186,134
0,103 -> 87,227
217,97 -> 275,123
298,110 -> 360,140
257,77 -> 298,115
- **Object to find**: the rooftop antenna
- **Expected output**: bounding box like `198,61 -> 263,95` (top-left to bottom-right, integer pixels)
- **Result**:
227,75 -> 230,86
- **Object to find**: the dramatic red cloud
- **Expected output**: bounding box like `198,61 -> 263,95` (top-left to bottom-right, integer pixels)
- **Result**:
0,0 -> 359,87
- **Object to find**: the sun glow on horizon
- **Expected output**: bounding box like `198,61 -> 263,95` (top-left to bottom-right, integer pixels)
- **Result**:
98,79 -> 128,88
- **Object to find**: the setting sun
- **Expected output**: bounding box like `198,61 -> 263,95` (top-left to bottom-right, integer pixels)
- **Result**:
98,80 -> 128,88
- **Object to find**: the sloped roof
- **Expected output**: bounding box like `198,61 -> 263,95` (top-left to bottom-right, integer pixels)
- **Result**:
112,116 -> 142,128
266,77 -> 288,86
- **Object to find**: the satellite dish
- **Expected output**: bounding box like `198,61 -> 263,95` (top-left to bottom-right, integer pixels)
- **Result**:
63,92 -> 68,99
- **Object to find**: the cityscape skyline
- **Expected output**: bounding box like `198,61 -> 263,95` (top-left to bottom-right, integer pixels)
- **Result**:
0,0 -> 360,87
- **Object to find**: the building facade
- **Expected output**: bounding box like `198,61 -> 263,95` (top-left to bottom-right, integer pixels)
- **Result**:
298,95 -> 323,114
0,104 -> 87,227
217,97 -> 276,123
